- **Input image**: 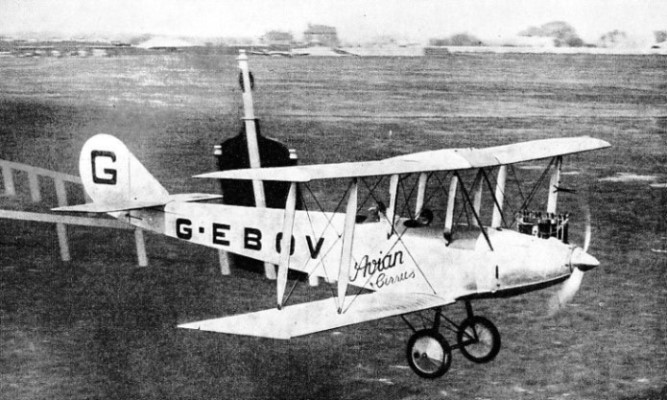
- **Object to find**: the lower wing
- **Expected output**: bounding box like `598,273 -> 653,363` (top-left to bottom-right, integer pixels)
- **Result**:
178,292 -> 454,339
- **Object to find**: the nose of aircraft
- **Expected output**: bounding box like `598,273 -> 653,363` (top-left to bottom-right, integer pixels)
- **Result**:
570,247 -> 599,271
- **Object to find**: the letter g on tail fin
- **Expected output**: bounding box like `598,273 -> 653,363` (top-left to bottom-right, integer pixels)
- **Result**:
79,134 -> 169,206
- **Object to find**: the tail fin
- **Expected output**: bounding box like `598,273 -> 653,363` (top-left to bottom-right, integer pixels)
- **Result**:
78,134 -> 169,207
55,134 -> 222,213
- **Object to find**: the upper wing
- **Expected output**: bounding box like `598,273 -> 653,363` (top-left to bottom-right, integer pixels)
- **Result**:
178,292 -> 454,339
195,157 -> 472,182
195,136 -> 610,182
391,136 -> 611,167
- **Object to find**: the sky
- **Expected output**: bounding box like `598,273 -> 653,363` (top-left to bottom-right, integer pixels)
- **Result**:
1,0 -> 665,43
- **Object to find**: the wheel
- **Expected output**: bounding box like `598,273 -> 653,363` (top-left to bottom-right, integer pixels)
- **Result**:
456,316 -> 501,363
406,329 -> 452,379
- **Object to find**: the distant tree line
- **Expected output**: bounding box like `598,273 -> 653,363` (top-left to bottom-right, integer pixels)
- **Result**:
519,21 -> 584,47
429,33 -> 483,47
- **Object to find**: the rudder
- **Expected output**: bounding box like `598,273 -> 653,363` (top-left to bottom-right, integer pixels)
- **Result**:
79,134 -> 169,205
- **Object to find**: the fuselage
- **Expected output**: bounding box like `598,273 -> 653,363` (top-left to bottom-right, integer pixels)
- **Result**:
117,201 -> 578,299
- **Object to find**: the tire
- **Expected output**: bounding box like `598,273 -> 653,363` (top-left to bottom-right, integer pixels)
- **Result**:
457,316 -> 501,363
406,329 -> 452,379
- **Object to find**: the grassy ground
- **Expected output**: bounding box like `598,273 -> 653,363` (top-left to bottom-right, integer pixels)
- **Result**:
1,53 -> 666,399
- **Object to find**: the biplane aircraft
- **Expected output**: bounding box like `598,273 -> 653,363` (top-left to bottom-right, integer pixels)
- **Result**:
54,53 -> 610,379
55,132 -> 609,378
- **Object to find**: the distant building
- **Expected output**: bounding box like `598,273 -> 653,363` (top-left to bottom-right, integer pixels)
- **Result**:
91,48 -> 108,57
489,36 -> 555,48
261,31 -> 293,49
303,24 -> 339,47
136,37 -> 196,50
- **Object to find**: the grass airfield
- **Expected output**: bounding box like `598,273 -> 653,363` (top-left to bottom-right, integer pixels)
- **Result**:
1,53 -> 666,399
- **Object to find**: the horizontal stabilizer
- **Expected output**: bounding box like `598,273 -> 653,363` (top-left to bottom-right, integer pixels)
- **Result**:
53,200 -> 168,213
53,193 -> 222,213
166,193 -> 222,202
178,292 -> 454,339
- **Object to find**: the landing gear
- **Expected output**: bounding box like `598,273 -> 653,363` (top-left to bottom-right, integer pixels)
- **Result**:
457,316 -> 501,363
406,330 -> 452,379
403,301 -> 501,378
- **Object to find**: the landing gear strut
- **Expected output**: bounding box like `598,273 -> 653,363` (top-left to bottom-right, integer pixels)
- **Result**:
403,300 -> 501,378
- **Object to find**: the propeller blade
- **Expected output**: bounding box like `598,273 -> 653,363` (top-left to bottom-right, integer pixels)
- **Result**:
547,193 -> 597,316
583,207 -> 592,252
548,267 -> 585,316
547,246 -> 598,316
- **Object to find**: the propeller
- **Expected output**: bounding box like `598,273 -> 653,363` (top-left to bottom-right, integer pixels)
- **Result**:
548,208 -> 599,316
